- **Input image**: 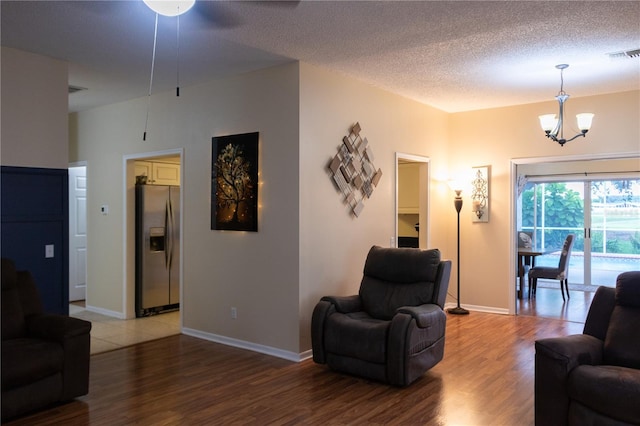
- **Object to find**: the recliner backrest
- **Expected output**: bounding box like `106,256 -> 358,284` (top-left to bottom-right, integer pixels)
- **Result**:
1,258 -> 44,340
604,271 -> 640,369
2,258 -> 27,340
359,246 -> 441,320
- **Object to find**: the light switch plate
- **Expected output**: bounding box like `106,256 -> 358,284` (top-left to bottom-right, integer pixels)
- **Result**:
45,244 -> 54,258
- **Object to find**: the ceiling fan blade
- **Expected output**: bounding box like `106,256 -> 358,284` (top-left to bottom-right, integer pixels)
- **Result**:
192,1 -> 244,28
248,0 -> 301,8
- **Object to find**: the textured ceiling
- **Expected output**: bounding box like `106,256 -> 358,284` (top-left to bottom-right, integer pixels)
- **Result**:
2,1 -> 639,113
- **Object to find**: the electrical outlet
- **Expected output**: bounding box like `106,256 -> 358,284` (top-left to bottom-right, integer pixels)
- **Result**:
231,307 -> 237,319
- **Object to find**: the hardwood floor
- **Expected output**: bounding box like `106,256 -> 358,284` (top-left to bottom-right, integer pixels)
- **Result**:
517,286 -> 596,323
7,311 -> 585,426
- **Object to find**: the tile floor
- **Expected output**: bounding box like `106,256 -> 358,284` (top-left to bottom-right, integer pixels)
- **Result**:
69,303 -> 180,355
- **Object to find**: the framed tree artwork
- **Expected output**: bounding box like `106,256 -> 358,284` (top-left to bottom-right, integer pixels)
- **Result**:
211,132 -> 259,231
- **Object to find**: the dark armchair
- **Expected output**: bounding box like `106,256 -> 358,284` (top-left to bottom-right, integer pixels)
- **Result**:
534,270 -> 640,426
1,258 -> 92,421
311,246 -> 451,386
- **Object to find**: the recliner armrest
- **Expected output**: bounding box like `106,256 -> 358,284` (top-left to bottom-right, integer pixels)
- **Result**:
320,295 -> 362,313
396,304 -> 443,328
535,334 -> 604,426
26,314 -> 92,342
536,334 -> 604,368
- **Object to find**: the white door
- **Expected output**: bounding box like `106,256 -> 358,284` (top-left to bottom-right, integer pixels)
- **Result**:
69,166 -> 87,301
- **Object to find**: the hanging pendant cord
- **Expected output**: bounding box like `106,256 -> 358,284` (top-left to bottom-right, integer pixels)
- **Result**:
176,12 -> 181,97
143,13 -> 159,141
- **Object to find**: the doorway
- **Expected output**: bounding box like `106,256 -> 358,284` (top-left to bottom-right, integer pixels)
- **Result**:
512,154 -> 640,319
396,153 -> 429,248
520,178 -> 640,288
124,149 -> 183,320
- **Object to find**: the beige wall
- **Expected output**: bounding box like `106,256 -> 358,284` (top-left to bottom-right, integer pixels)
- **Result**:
1,47 -> 68,168
448,90 -> 639,312
71,62 -> 302,355
298,63 -> 452,351
12,45 -> 636,357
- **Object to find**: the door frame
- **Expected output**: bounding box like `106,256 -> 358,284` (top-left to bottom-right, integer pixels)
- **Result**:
509,151 -> 639,315
122,149 -> 183,320
395,153 -> 430,248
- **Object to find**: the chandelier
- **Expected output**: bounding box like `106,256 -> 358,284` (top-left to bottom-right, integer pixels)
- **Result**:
538,64 -> 594,147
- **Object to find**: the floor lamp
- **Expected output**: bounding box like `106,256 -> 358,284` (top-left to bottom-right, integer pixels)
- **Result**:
447,186 -> 470,315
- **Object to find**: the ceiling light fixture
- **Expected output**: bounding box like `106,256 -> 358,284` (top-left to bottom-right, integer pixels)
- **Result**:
143,0 -> 195,17
538,64 -> 594,147
142,0 -> 195,140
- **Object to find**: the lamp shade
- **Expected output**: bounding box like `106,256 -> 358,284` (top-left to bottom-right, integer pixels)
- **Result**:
576,113 -> 594,131
143,0 -> 195,16
447,179 -> 463,194
538,114 -> 558,132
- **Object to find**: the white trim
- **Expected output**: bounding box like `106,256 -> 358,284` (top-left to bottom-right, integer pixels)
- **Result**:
84,304 -> 126,319
68,160 -> 87,168
525,171 -> 640,182
444,302 -> 510,316
511,151 -> 639,165
509,161 -> 518,315
182,328 -> 310,362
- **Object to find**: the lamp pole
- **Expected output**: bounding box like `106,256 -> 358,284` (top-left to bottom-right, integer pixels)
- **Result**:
448,189 -> 470,315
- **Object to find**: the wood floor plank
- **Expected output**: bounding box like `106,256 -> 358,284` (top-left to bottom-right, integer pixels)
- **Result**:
6,310 -> 586,426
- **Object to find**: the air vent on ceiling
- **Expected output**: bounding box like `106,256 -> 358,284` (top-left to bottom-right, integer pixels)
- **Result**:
68,85 -> 87,94
607,48 -> 640,59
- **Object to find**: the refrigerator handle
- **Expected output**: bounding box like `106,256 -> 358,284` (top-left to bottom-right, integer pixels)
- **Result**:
167,198 -> 174,270
165,199 -> 171,270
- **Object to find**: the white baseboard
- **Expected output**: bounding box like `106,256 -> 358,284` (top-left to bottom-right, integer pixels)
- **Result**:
182,327 -> 312,362
84,304 -> 126,319
444,302 -> 509,315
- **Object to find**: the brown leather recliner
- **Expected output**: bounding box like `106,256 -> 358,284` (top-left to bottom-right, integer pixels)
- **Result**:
1,258 -> 92,421
534,270 -> 640,425
311,246 -> 451,386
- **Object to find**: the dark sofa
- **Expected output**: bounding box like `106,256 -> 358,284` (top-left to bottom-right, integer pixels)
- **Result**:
1,258 -> 92,421
534,270 -> 640,426
311,246 -> 451,386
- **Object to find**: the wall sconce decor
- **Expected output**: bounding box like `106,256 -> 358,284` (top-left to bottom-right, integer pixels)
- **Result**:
328,122 -> 382,217
471,165 -> 490,223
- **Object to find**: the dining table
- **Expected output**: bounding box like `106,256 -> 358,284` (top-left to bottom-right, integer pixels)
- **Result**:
517,248 -> 545,298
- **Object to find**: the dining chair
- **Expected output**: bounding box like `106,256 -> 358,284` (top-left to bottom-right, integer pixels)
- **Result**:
528,234 -> 575,301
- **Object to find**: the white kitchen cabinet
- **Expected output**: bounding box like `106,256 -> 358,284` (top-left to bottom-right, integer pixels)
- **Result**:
135,161 -> 180,186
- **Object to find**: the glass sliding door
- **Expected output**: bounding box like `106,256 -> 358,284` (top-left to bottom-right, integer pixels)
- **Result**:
519,177 -> 640,288
589,179 -> 640,286
521,181 -> 584,285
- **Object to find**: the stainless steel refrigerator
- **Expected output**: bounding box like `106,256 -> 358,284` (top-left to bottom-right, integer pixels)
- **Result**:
135,184 -> 180,317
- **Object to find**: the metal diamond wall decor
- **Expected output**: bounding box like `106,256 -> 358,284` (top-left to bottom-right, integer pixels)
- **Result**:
328,122 -> 382,217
